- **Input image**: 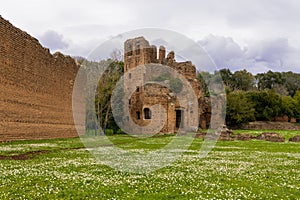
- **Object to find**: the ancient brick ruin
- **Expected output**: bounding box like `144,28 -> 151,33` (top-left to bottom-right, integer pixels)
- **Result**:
123,37 -> 209,133
0,16 -> 82,141
0,16 -> 212,141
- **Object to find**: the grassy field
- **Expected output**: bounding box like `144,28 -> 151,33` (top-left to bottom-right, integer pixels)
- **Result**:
0,130 -> 299,199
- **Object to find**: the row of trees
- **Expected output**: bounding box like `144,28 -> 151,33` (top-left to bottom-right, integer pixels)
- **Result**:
199,69 -> 300,97
226,90 -> 300,126
198,68 -> 300,126
219,69 -> 300,96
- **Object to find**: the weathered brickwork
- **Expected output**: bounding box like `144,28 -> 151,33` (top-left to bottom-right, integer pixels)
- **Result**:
0,16 -> 82,141
124,37 -> 208,133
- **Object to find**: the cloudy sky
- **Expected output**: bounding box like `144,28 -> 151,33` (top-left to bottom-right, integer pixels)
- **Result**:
1,0 -> 300,73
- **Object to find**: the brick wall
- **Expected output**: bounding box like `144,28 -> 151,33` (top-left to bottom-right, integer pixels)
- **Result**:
124,37 -> 203,133
0,16 -> 82,141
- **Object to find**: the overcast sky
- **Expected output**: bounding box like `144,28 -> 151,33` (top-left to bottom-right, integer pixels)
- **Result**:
1,0 -> 300,73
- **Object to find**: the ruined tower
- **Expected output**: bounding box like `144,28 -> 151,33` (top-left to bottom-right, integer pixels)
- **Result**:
123,37 -> 203,133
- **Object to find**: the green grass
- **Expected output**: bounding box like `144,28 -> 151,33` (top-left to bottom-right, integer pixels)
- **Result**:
0,137 -> 84,156
0,133 -> 299,199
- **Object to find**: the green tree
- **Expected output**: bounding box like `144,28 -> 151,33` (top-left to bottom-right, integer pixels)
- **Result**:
281,96 -> 298,121
152,73 -> 183,93
256,70 -> 286,91
219,68 -> 233,88
232,69 -> 255,91
169,78 -> 183,93
293,91 -> 300,122
282,71 -> 300,96
246,90 -> 282,121
226,91 -> 255,126
96,60 -> 124,133
197,71 -> 212,96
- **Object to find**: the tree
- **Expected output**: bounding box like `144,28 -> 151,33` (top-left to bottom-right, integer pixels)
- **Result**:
96,60 -> 124,133
82,59 -> 108,135
293,91 -> 300,122
282,71 -> 300,97
256,70 -> 286,91
197,71 -> 211,96
226,91 -> 255,126
281,96 -> 298,121
246,90 -> 282,121
169,78 -> 183,93
110,48 -> 123,61
152,73 -> 183,93
273,83 -> 289,96
219,68 -> 233,88
232,69 -> 255,91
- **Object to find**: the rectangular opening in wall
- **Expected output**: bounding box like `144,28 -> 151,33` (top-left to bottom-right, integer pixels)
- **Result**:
136,111 -> 140,119
144,108 -> 151,119
176,110 -> 184,128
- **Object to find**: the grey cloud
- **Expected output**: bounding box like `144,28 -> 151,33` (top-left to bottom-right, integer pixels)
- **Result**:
15,0 -> 298,74
39,30 -> 69,51
38,30 -> 96,57
199,35 -> 244,69
245,38 -> 290,68
218,0 -> 300,29
198,35 -> 300,74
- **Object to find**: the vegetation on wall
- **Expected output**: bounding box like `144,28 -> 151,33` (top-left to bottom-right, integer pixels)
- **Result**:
152,73 -> 183,93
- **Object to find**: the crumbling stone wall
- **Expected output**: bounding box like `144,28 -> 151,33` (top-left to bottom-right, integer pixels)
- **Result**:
0,16 -> 82,141
124,37 -> 204,133
129,83 -> 178,133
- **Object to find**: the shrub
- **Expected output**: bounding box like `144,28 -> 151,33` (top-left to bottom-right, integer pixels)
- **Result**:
105,129 -> 114,136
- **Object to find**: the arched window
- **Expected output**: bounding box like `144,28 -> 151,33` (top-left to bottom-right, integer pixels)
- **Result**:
144,108 -> 151,119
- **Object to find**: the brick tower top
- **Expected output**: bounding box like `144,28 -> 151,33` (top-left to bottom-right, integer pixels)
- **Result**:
124,37 -> 198,81
124,37 -> 158,73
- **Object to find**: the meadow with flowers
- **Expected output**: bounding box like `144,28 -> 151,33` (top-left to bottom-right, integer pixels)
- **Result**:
0,131 -> 299,199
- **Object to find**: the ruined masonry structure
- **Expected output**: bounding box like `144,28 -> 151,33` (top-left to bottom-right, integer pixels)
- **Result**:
0,16 -> 84,141
124,37 -> 209,133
